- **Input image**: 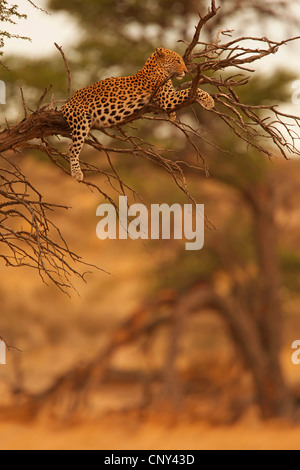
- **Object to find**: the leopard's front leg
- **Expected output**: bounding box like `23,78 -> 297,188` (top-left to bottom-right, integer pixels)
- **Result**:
154,80 -> 214,120
196,88 -> 214,110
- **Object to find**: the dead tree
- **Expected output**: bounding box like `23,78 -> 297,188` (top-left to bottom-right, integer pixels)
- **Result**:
1,0 -> 300,420
1,1 -> 300,291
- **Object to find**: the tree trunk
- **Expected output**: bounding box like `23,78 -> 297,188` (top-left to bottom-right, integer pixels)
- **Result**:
241,181 -> 295,418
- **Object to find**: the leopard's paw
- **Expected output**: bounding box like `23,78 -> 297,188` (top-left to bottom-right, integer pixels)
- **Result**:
168,112 -> 177,121
71,167 -> 84,181
197,90 -> 214,110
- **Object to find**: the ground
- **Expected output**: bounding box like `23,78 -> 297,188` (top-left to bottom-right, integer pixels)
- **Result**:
1,410 -> 300,450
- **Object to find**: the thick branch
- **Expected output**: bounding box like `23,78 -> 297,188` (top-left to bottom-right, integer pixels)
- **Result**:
0,107 -> 70,153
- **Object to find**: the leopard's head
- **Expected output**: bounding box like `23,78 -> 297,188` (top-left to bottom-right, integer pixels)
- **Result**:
153,47 -> 188,79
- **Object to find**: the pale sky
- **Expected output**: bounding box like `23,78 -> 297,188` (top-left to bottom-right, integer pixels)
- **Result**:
2,0 -> 80,59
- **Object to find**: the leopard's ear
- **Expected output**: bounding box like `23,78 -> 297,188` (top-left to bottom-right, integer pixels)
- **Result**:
155,47 -> 165,58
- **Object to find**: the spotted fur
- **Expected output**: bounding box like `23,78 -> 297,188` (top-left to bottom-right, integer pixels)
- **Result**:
61,47 -> 214,181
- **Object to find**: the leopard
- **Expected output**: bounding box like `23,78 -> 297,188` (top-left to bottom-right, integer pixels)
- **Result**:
61,47 -> 214,181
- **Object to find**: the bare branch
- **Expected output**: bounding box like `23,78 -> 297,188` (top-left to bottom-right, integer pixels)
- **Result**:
183,0 -> 220,63
0,154 -> 102,294
19,85 -> 28,118
25,0 -> 49,14
54,43 -> 72,100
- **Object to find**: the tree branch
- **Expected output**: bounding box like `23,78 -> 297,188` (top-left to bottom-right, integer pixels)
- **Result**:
1,8 -> 300,292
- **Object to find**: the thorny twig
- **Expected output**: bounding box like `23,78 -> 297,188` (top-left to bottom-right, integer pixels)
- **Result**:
0,154 -> 102,295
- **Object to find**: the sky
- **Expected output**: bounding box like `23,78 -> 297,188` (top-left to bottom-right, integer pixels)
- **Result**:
2,0 -> 80,59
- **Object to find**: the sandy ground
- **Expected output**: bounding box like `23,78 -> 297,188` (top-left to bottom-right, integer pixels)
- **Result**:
0,414 -> 300,450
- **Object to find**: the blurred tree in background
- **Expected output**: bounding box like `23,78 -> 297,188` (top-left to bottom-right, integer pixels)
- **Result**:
48,0 -> 300,79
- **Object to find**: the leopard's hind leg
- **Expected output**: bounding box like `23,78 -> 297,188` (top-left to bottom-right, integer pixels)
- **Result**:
63,106 -> 92,181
